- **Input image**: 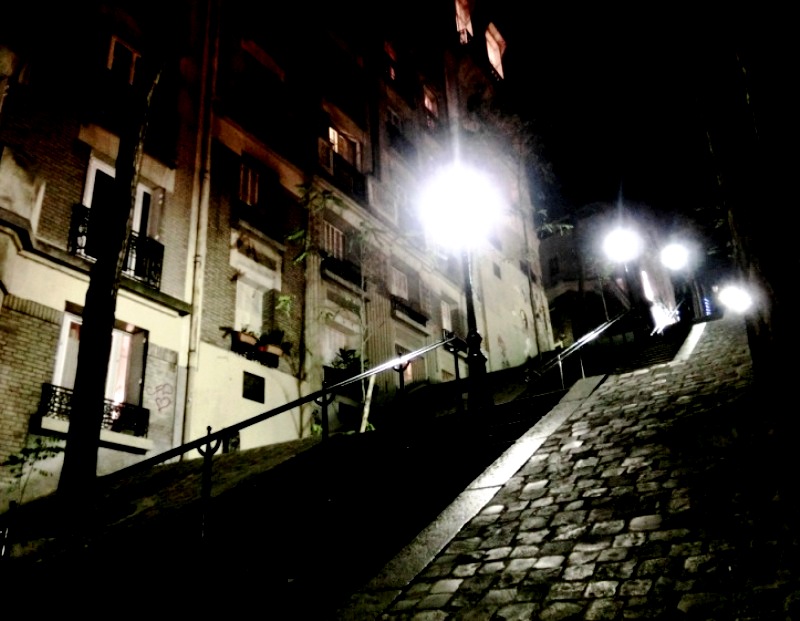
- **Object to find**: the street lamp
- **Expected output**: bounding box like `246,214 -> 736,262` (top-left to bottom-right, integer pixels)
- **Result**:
602,225 -> 643,308
718,284 -> 753,313
660,240 -> 696,324
419,162 -> 502,412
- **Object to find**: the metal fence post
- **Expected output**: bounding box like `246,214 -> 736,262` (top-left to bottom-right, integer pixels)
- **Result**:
197,426 -> 222,542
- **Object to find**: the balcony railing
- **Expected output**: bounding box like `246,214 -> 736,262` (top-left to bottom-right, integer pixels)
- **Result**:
390,295 -> 428,326
37,383 -> 150,438
321,254 -> 364,289
318,140 -> 367,203
69,204 -> 164,289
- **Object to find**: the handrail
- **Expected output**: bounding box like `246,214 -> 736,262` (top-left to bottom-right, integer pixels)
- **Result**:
101,333 -> 457,482
529,310 -> 631,381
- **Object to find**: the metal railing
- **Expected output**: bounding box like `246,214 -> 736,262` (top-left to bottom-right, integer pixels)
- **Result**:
528,311 -> 631,390
99,333 -> 459,483
38,383 -> 150,437
69,203 -> 164,288
0,334 -> 460,562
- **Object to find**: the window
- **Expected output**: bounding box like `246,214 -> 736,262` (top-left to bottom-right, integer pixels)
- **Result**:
390,266 -> 409,299
322,221 -> 345,260
107,35 -> 141,85
395,345 -> 415,386
423,87 -> 439,129
239,160 -> 260,206
83,157 -> 157,239
230,232 -> 281,335
328,127 -> 360,170
384,41 -> 398,81
235,278 -> 264,333
486,23 -> 507,79
54,313 -> 147,408
455,0 -> 475,44
323,326 -> 351,366
441,300 -> 453,332
243,372 -> 265,403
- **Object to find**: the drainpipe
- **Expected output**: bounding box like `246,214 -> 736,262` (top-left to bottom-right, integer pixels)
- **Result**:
182,0 -> 220,449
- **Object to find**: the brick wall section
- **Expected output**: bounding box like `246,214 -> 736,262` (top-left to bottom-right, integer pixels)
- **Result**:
277,195 -> 308,372
0,72 -> 193,304
201,156 -> 237,347
0,95 -> 88,248
200,143 -> 307,375
0,296 -> 61,463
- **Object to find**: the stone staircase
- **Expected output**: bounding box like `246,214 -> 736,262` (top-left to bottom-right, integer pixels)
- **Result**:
1,320 -> 694,613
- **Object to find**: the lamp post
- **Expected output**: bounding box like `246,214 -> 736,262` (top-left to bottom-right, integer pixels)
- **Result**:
602,226 -> 642,304
460,246 -> 488,406
660,241 -> 694,323
602,225 -> 647,330
419,162 -> 501,412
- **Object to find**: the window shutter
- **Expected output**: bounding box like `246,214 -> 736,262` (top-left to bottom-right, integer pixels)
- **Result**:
262,288 -> 278,332
452,308 -> 466,337
419,279 -> 431,316
125,331 -> 148,406
146,187 -> 164,240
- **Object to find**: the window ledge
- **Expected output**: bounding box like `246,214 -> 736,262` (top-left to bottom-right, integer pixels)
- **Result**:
322,266 -> 366,297
40,417 -> 154,455
392,306 -> 430,335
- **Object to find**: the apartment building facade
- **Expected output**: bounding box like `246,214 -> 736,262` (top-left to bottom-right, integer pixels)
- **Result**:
0,0 -> 552,505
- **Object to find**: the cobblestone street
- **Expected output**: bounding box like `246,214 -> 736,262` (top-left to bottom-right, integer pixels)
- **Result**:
338,315 -> 800,620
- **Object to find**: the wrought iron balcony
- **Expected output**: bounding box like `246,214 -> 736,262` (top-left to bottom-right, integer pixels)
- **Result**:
390,295 -> 429,326
69,203 -> 164,289
37,383 -> 150,438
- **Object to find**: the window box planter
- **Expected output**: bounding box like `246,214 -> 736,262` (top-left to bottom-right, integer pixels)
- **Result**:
221,327 -> 291,369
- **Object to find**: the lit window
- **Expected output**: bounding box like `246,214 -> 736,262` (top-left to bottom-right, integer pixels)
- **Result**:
239,161 -> 260,206
395,345 -> 415,385
322,221 -> 345,260
54,313 -> 147,408
390,266 -> 409,299
107,35 -> 141,85
423,87 -> 439,129
328,127 -> 360,169
485,23 -> 507,79
384,41 -> 398,81
455,0 -> 474,44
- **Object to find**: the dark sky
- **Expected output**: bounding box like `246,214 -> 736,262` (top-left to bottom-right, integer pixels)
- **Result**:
493,7 -> 785,232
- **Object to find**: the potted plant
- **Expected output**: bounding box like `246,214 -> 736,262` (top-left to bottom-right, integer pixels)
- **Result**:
325,348 -> 367,396
220,326 -> 259,356
256,329 -> 292,368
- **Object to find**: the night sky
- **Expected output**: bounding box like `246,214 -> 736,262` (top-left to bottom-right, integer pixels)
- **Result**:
493,6 -> 787,235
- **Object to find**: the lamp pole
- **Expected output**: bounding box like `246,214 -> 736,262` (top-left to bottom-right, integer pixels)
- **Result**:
461,248 -> 490,411
418,161 -> 501,413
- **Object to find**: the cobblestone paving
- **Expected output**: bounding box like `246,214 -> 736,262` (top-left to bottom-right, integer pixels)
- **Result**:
376,315 -> 800,620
